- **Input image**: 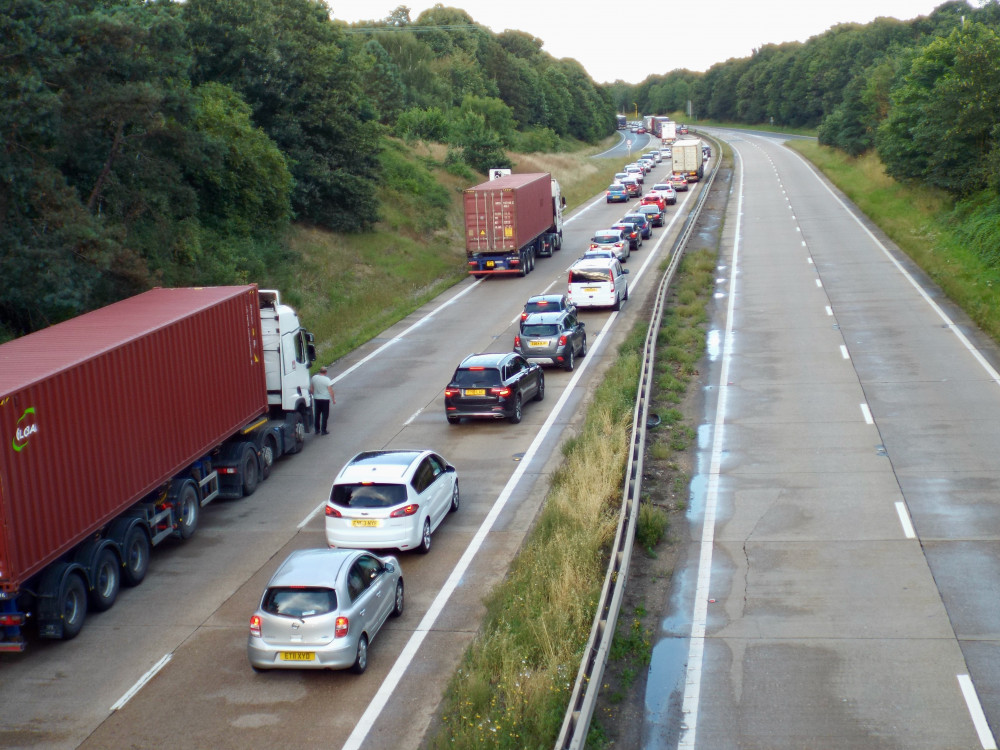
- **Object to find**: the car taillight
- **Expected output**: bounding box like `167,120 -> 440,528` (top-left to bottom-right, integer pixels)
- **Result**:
558,335 -> 567,346
335,616 -> 348,638
491,386 -> 511,397
514,335 -> 521,348
324,505 -> 342,518
250,614 -> 262,638
390,504 -> 419,518
444,387 -> 459,397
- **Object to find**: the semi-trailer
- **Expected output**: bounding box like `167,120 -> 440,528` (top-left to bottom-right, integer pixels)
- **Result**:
0,285 -> 315,650
464,172 -> 565,277
671,138 -> 704,182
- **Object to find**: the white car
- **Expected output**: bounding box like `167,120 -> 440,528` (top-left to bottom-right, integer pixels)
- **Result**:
325,449 -> 459,554
567,258 -> 630,311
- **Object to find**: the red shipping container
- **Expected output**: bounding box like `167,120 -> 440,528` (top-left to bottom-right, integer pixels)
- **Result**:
463,173 -> 553,255
0,286 -> 267,592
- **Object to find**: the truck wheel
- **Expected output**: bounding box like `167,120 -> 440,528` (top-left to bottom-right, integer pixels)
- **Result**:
241,444 -> 260,496
174,480 -> 200,540
518,253 -> 527,277
59,574 -> 88,640
260,435 -> 277,480
89,547 -> 121,612
120,525 -> 151,587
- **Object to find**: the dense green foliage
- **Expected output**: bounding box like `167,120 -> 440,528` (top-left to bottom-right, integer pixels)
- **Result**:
0,1 -> 614,339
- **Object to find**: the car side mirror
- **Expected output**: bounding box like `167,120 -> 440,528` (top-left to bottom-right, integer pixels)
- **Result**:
622,268 -> 631,274
384,562 -> 395,574
446,465 -> 457,473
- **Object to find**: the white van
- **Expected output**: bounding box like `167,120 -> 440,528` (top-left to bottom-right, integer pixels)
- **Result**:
567,258 -> 630,310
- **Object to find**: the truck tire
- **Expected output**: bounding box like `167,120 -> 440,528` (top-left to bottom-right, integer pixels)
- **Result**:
240,443 -> 260,496
120,525 -> 151,587
58,574 -> 88,640
173,480 -> 200,540
518,251 -> 528,277
260,434 -> 277,480
88,546 -> 121,612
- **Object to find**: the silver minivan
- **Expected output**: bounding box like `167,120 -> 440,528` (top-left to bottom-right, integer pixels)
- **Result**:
566,258 -> 630,311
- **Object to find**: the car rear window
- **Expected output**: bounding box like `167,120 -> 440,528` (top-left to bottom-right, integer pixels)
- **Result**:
591,235 -> 617,244
525,300 -> 554,313
263,587 -> 337,617
331,483 -> 408,508
570,268 -> 611,283
522,324 -> 558,336
453,367 -> 502,387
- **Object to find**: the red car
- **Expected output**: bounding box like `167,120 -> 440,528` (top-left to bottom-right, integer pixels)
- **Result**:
641,192 -> 666,211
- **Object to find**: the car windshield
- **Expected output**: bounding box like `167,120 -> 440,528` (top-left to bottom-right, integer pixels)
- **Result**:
570,268 -> 611,283
522,324 -> 558,336
331,483 -> 408,508
263,587 -> 337,617
452,367 -> 502,387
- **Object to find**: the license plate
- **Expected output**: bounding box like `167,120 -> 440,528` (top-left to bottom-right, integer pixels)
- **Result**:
280,651 -> 315,662
351,519 -> 379,527
485,261 -> 495,268
583,287 -> 599,292
528,340 -> 548,347
465,388 -> 486,396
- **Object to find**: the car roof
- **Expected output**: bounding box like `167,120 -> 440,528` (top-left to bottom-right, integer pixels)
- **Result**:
268,548 -> 354,589
526,294 -> 565,304
594,229 -> 623,236
522,311 -> 567,325
637,204 -> 659,211
335,449 -> 429,484
459,352 -> 513,369
572,257 -> 618,270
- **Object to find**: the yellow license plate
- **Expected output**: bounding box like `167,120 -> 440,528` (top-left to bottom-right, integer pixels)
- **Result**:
485,261 -> 495,268
528,340 -> 548,347
280,651 -> 315,661
465,388 -> 486,396
351,519 -> 379,527
583,287 -> 599,292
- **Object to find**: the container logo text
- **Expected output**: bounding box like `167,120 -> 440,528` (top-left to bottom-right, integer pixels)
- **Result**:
13,408 -> 37,452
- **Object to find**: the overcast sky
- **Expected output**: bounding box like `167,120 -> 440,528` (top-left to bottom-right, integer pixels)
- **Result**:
327,0 -> 959,84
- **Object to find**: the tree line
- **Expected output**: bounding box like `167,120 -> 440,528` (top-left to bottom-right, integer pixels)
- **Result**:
0,0 -> 615,339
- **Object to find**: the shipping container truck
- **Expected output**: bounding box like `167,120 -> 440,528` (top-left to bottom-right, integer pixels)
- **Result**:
671,138 -> 704,182
0,285 -> 315,650
464,173 -> 565,277
658,118 -> 676,142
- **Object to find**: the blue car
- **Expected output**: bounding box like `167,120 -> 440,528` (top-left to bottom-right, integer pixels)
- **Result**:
621,213 -> 652,240
606,184 -> 629,203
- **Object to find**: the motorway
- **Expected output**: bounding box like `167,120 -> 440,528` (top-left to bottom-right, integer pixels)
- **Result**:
642,129 -> 1000,749
0,132 -> 689,749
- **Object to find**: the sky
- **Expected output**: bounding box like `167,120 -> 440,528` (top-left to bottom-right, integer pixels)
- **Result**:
326,0 -> 957,84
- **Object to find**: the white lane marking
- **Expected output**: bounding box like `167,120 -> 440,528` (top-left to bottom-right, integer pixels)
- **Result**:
788,149 -> 1000,387
958,674 -> 999,749
840,345 -> 850,359
808,256 -> 813,264
826,306 -> 833,316
894,502 -> 916,539
340,301 -> 627,750
860,403 -> 874,424
299,501 -> 325,530
678,145 -> 744,750
404,408 -> 422,426
111,654 -> 172,712
815,279 -> 823,288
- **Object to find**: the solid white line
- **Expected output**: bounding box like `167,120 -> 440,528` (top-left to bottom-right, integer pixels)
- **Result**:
678,144 -> 743,750
894,502 -> 916,539
860,403 -> 874,424
111,654 -> 172,712
958,674 -> 999,749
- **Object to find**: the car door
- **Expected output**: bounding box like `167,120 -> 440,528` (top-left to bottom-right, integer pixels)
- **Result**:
563,314 -> 583,354
351,554 -> 393,636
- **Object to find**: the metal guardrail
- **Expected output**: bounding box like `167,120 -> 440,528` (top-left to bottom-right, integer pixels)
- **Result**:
555,135 -> 722,749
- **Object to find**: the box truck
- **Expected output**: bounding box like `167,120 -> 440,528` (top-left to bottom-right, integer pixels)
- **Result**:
672,138 -> 704,182
0,286 -> 315,649
464,173 -> 565,277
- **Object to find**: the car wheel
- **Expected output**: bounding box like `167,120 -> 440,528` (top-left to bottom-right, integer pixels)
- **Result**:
624,285 -> 629,301
612,294 -> 621,312
391,579 -> 405,617
351,635 -> 369,674
563,347 -> 575,372
450,480 -> 460,512
579,335 -> 587,357
508,394 -> 523,424
417,518 -> 432,554
534,373 -> 545,402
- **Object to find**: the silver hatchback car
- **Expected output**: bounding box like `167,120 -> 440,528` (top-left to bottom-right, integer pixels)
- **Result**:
514,311 -> 587,371
247,548 -> 403,674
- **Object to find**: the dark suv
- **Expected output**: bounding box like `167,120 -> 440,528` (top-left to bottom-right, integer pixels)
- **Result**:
514,311 -> 587,371
444,353 -> 544,424
620,212 -> 652,240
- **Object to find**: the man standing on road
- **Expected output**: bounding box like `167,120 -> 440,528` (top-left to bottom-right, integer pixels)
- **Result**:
310,366 -> 335,435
